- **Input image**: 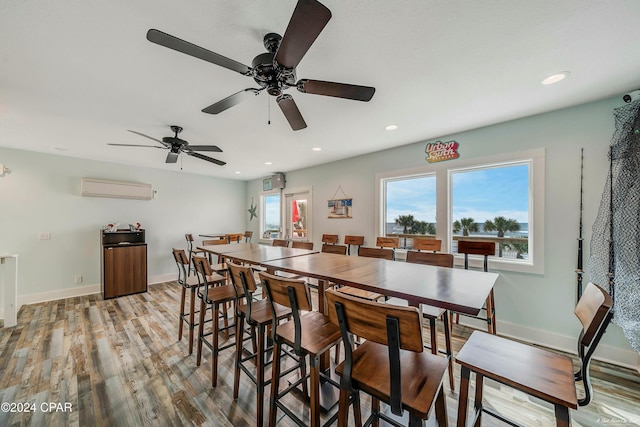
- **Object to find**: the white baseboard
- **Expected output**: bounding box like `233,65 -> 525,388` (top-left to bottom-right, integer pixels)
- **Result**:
458,316 -> 639,371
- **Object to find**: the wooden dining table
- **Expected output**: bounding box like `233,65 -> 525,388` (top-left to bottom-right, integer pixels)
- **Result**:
197,242 -> 318,264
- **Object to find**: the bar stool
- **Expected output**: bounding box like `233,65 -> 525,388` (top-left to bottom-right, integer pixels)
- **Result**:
185,233 -> 206,276
291,240 -> 314,250
454,240 -> 496,334
172,248 -> 204,354
326,289 -> 448,427
227,261 -> 292,427
321,243 -> 347,255
412,237 -> 441,252
456,282 -> 613,427
344,235 -> 364,255
272,239 -> 289,247
375,236 -> 399,260
386,249 -> 456,390
321,234 -> 339,245
260,272 -> 342,427
192,256 -> 236,387
244,231 -> 253,242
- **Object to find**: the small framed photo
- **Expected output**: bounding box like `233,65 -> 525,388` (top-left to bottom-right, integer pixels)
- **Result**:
328,198 -> 352,219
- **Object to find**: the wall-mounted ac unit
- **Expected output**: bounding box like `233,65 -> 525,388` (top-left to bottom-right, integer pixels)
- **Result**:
81,178 -> 154,200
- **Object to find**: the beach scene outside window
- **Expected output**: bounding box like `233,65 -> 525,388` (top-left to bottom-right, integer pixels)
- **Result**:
451,162 -> 530,260
384,175 -> 437,245
263,194 -> 281,239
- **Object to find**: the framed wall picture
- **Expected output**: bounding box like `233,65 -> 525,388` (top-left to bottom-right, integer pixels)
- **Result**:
328,198 -> 352,219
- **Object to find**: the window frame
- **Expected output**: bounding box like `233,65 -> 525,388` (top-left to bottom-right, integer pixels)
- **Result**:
376,148 -> 545,274
260,189 -> 282,241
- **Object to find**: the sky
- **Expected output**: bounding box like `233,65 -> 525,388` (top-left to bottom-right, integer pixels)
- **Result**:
386,163 -> 530,224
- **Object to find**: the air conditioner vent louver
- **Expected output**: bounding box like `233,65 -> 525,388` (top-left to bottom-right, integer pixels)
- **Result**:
81,178 -> 153,200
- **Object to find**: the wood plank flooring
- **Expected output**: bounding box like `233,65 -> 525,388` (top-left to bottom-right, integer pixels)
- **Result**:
1,282 -> 639,426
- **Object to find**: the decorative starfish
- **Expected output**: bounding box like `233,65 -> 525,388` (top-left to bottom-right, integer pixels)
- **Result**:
248,198 -> 257,221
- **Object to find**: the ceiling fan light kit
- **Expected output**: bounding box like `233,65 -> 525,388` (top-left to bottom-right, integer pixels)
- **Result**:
146,0 -> 375,131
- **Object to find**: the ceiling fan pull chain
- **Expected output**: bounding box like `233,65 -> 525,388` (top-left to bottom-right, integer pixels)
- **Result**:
268,95 -> 271,125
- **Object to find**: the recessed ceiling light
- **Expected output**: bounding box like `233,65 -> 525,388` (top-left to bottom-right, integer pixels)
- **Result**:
265,161 -> 272,165
385,124 -> 398,131
51,146 -> 68,151
542,71 -> 570,85
312,147 -> 322,151
234,171 -> 241,174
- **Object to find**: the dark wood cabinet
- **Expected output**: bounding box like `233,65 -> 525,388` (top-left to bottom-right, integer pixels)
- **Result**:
101,230 -> 147,299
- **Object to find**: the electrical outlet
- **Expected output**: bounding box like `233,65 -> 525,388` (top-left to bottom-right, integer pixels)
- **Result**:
39,232 -> 51,240
75,275 -> 83,284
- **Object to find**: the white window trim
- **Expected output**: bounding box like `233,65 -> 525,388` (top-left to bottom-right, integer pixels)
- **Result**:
376,148 -> 545,274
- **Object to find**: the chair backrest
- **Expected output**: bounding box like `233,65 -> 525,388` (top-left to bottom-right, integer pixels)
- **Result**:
226,233 -> 243,243
326,288 -> 423,415
272,239 -> 289,247
202,238 -> 227,246
406,251 -> 453,268
192,255 -> 213,277
227,261 -> 256,317
358,246 -> 394,260
321,244 -> 347,255
344,235 -> 364,255
172,248 -> 189,284
573,282 -> 614,406
457,240 -> 495,271
291,241 -> 314,250
322,234 -> 339,244
244,231 -> 253,242
412,238 -> 441,252
376,236 -> 399,249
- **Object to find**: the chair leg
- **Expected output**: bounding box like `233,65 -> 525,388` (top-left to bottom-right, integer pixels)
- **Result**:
178,286 -> 186,342
473,374 -> 484,427
371,397 -> 380,427
488,290 -> 497,335
268,341 -> 283,427
189,286 -> 196,354
457,366 -> 471,427
196,297 -> 206,366
233,318 -> 245,399
256,325 -> 266,427
434,385 -> 448,427
309,354 -> 321,427
428,318 -> 438,356
212,302 -> 220,387
337,388 -> 351,427
442,311 -> 455,391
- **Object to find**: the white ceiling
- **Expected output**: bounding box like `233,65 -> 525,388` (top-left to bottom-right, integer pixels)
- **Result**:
2,0 -> 640,180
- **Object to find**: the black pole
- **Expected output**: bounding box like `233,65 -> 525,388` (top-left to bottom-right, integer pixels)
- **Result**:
577,148 -> 584,303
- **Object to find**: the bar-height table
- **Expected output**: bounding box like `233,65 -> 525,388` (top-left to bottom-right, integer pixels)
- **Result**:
197,243 -> 318,265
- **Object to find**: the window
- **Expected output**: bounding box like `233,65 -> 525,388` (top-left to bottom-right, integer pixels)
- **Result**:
377,149 -> 544,273
382,174 -> 437,238
261,192 -> 281,239
451,162 -> 530,260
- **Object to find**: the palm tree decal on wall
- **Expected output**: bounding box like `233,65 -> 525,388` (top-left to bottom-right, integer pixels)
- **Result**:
484,216 -> 520,256
453,217 -> 479,236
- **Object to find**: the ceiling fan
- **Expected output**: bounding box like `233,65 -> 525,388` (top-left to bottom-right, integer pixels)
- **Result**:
146,0 -> 375,131
108,125 -> 226,166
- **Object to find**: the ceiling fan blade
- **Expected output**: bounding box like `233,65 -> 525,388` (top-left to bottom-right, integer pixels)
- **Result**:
274,0 -> 332,69
277,94 -> 307,131
166,152 -> 179,163
107,143 -> 165,149
297,79 -> 375,101
187,145 -> 223,153
187,151 -> 226,166
127,130 -> 167,145
146,29 -> 252,75
202,88 -> 261,114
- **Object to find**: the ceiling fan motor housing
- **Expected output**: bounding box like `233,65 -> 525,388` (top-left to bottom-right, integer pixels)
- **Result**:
251,33 -> 296,96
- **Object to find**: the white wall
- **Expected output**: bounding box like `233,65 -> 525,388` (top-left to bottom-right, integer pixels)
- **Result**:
0,147 -> 245,305
245,95 -> 639,369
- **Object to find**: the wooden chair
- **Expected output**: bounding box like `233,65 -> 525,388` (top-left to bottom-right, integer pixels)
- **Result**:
227,261 -> 292,427
191,256 -> 236,387
375,236 -> 399,259
386,251 -> 456,390
322,234 -> 339,245
291,240 -> 314,250
260,272 -> 342,427
185,233 -> 206,276
321,244 -> 347,255
454,240 -> 497,334
456,282 -> 613,427
244,230 -> 253,242
326,288 -> 448,427
172,248 -> 211,354
272,239 -> 289,247
201,238 -> 230,275
412,237 -> 441,252
226,233 -> 243,243
344,235 -> 364,255
357,246 -> 394,260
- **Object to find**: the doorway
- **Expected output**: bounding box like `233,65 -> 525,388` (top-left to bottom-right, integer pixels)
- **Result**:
284,187 -> 312,242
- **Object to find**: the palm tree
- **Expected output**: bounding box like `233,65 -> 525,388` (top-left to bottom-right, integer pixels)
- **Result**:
484,216 -> 520,256
413,220 -> 436,235
395,215 -> 415,233
453,217 -> 478,236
